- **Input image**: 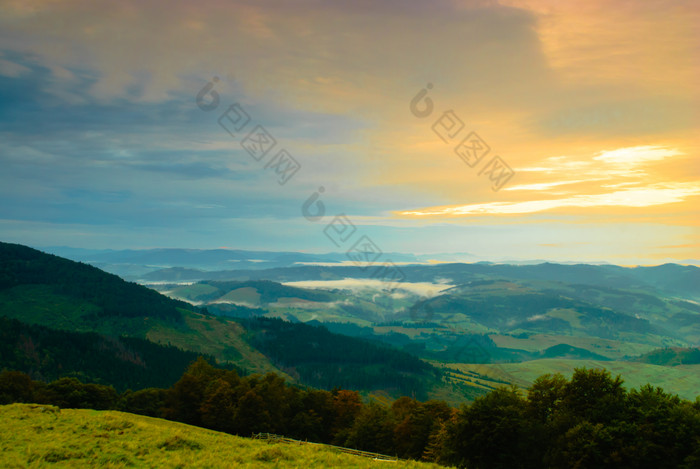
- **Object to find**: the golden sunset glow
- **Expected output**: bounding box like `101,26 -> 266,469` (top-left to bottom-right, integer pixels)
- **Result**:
399,144 -> 699,219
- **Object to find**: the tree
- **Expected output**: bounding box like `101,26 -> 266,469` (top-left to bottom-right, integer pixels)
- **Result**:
552,420 -> 615,468
331,389 -> 363,445
392,398 -> 451,459
345,403 -> 395,454
40,377 -> 117,409
624,385 -> 700,468
0,370 -> 34,404
422,419 -> 455,464
296,389 -> 335,442
234,389 -> 271,434
200,378 -> 236,433
164,357 -> 221,425
562,368 -> 625,424
527,373 -> 567,423
121,388 -> 167,417
446,386 -> 534,469
289,410 -> 324,441
255,373 -> 294,434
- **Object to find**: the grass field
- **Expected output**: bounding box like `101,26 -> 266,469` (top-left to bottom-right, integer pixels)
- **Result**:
217,287 -> 262,306
164,283 -> 220,303
489,333 -> 659,360
444,359 -> 700,401
0,404 -> 445,468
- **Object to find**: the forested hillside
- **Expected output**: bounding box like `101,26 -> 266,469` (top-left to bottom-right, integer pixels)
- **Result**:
0,316 -> 229,391
0,242 -> 188,323
243,317 -> 441,399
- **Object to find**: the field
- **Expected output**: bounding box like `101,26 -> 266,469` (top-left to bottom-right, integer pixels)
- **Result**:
443,359 -> 700,401
489,333 -> 658,360
0,404 -> 445,468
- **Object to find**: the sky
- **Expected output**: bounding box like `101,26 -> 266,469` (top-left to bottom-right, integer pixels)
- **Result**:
0,0 -> 698,265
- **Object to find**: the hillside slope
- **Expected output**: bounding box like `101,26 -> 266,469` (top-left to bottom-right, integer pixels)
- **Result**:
0,404 -> 442,468
0,242 -> 283,376
0,242 -> 187,326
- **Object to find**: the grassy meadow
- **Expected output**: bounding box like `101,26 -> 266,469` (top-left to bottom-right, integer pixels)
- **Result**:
0,404 -> 445,468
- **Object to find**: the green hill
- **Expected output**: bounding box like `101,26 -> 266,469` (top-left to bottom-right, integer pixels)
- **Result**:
634,347 -> 700,366
0,241 -> 282,375
536,343 -> 611,361
0,404 -> 442,468
0,242 -> 187,327
204,280 -> 335,305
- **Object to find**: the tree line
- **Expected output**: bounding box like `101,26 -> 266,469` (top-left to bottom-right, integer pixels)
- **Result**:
1,359 -> 699,467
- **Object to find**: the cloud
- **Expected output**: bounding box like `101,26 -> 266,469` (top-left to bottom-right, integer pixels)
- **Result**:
593,145 -> 683,165
397,142 -> 698,218
283,279 -> 453,296
504,179 -> 594,191
398,182 -> 700,217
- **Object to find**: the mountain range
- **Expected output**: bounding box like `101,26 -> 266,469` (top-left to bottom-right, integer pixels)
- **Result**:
2,241 -> 699,401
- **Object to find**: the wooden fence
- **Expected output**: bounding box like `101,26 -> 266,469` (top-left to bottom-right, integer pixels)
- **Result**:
251,432 -> 399,462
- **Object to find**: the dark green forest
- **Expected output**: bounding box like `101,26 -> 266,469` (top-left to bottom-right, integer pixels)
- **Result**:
2,361 -> 699,468
242,317 -> 440,399
0,316 -> 231,391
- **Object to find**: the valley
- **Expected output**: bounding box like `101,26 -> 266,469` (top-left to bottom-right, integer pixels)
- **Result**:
143,260 -> 700,400
2,242 -> 699,402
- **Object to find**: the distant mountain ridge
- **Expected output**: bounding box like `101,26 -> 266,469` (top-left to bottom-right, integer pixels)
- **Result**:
138,261 -> 700,303
39,247 -> 700,309
41,246 -> 422,277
